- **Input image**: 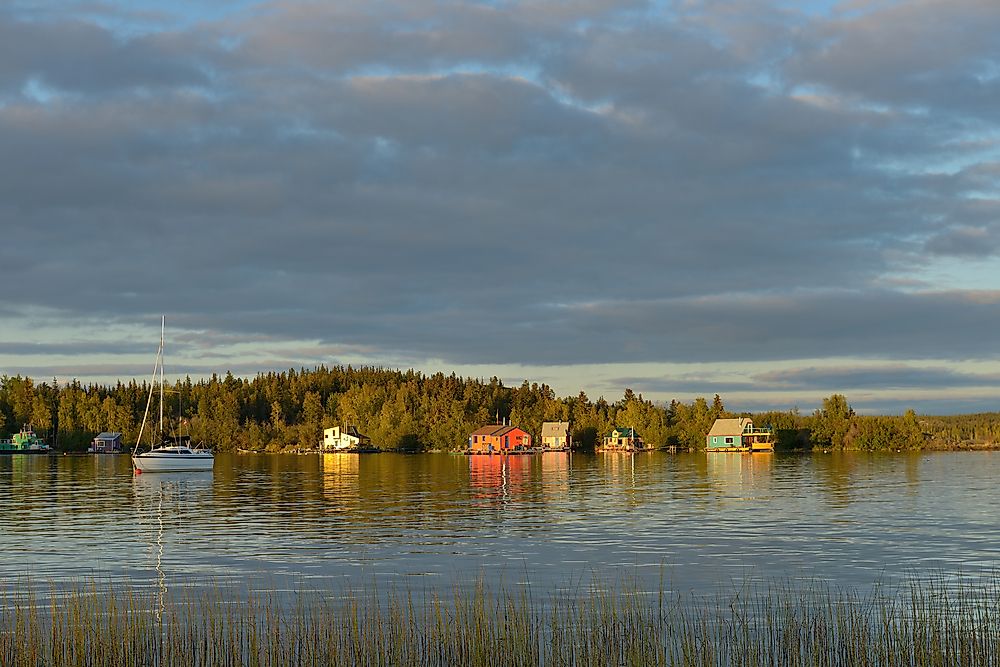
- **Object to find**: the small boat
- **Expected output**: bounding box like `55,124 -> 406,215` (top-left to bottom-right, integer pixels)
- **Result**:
132,317 -> 214,473
133,444 -> 215,472
0,425 -> 51,455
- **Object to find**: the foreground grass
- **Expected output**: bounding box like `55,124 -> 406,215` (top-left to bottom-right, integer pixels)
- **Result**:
2,576 -> 1000,666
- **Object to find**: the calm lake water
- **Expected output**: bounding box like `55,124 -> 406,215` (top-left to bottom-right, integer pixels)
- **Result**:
1,451 -> 998,598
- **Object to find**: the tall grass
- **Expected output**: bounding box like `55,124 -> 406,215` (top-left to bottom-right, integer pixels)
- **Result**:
2,575 -> 999,666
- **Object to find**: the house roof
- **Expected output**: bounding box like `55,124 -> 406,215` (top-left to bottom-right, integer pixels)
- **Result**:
707,418 -> 752,436
541,421 -> 570,437
94,432 -> 122,440
471,425 -> 526,437
607,427 -> 639,438
326,426 -> 369,439
345,425 -> 368,438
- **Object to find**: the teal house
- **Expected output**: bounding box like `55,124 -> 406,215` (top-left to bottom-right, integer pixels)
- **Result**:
706,418 -> 773,452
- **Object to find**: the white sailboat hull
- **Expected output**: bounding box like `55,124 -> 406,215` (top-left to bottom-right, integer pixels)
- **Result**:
132,452 -> 215,472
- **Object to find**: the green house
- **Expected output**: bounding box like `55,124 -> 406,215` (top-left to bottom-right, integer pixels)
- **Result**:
0,425 -> 49,453
601,427 -> 644,451
706,418 -> 773,452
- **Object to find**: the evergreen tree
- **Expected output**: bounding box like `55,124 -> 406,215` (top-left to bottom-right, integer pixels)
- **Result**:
0,367 -> 990,453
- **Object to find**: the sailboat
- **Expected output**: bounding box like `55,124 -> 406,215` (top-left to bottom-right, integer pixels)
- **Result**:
131,317 -> 215,473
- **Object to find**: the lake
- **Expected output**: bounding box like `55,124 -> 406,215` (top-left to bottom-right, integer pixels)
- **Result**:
1,451 -> 998,599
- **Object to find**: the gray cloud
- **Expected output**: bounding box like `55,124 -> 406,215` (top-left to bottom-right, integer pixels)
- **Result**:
1,0 -> 1000,409
753,365 -> 1000,391
719,395 -> 1000,417
0,15 -> 208,95
5,361 -> 306,383
614,364 -> 1000,399
610,378 -> 758,397
925,226 -> 997,257
0,341 -> 151,356
785,0 -> 1000,113
613,364 -> 1000,415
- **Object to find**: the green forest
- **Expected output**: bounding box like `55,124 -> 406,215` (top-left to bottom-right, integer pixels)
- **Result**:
1,367 -> 998,453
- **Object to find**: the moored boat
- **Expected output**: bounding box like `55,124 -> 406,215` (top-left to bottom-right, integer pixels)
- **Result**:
0,425 -> 51,455
131,317 -> 215,473
133,444 -> 215,472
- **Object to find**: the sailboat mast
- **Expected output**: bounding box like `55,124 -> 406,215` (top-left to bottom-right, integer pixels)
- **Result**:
133,319 -> 163,456
159,316 -> 164,437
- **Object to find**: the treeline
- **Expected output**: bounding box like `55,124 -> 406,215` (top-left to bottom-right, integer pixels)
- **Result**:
0,369 -> 997,452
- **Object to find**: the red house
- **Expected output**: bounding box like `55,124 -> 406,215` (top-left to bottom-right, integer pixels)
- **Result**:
468,425 -> 533,454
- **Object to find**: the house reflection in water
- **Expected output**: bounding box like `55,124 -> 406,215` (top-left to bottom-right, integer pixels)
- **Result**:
322,452 -> 360,501
468,454 -> 530,502
599,451 -> 639,485
705,452 -> 773,503
540,451 -> 570,499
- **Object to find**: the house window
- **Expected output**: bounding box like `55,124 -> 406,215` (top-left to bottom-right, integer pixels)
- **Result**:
725,437 -> 734,444
473,436 -> 478,443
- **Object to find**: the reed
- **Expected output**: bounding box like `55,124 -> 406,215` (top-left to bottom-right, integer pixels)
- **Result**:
2,574 -> 999,666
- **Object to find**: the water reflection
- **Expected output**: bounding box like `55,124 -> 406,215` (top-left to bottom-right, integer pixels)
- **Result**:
540,452 -> 570,502
132,472 -> 214,615
903,453 -> 921,495
321,453 -> 359,501
599,452 -> 638,485
468,454 -> 533,505
1,451 -> 998,597
704,453 -> 773,504
813,452 -> 859,509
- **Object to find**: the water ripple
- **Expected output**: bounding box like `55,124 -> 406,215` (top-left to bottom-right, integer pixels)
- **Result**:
1,451 -> 999,596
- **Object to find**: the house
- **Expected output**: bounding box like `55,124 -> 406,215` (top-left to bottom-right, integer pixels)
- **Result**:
541,421 -> 572,450
322,426 -> 373,451
600,427 -> 644,451
706,418 -> 773,452
89,432 -> 122,454
468,424 -> 533,454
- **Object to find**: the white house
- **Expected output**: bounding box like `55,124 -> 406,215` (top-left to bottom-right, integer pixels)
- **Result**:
541,421 -> 572,450
322,426 -> 372,451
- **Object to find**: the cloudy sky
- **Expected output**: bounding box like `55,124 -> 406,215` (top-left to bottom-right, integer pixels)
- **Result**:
2,0 -> 999,414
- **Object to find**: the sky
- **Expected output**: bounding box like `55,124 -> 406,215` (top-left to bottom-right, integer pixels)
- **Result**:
1,0 -> 1000,415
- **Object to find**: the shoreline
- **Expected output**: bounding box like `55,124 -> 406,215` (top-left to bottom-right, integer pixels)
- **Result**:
31,441 -> 1000,456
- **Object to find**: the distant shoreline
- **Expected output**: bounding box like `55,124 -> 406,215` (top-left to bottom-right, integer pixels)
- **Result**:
5,369 -> 1000,455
